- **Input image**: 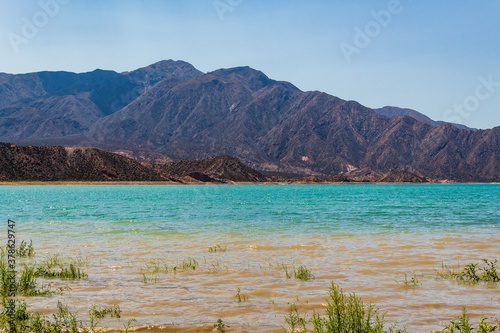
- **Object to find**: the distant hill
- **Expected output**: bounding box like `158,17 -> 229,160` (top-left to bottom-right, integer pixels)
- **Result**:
0,143 -> 167,181
376,170 -> 428,183
0,60 -> 498,182
0,143 -> 268,183
155,155 -> 269,183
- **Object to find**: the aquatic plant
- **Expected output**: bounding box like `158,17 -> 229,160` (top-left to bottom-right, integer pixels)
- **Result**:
442,307 -> 499,333
174,257 -> 199,271
214,318 -> 230,331
16,240 -> 35,258
208,245 -> 227,253
279,263 -> 314,281
89,304 -> 121,319
395,272 -> 421,287
280,263 -> 292,279
36,262 -> 88,279
294,265 -> 314,281
284,282 -> 405,333
436,259 -> 499,283
0,299 -> 82,333
234,288 -> 249,302
124,318 -> 137,333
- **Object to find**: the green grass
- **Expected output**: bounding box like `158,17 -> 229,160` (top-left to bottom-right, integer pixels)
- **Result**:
436,259 -> 499,283
284,282 -> 405,333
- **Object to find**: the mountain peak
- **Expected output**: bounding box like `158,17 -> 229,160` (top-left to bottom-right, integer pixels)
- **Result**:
126,60 -> 203,86
208,66 -> 275,91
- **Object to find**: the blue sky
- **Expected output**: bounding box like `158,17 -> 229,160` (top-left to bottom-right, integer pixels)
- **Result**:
1,0 -> 499,129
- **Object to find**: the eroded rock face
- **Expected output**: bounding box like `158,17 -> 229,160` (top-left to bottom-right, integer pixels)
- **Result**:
1,61 -> 498,182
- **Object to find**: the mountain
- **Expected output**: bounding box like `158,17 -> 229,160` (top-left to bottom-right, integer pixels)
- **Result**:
374,106 -> 476,131
0,60 -> 498,182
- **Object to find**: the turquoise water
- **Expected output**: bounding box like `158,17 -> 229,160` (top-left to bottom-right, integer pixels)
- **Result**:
2,184 -> 499,238
1,184 -> 499,332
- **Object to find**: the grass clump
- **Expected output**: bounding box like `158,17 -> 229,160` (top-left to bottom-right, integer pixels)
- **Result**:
295,265 -> 314,281
284,282 -> 405,333
208,245 -> 227,253
442,307 -> 499,332
174,258 -> 198,271
16,240 -> 35,258
0,299 -> 83,333
36,263 -> 87,279
89,304 -> 121,319
0,299 -> 134,332
280,264 -> 315,281
436,259 -> 499,283
234,288 -> 249,302
214,318 -> 230,331
395,272 -> 421,287
0,256 -> 63,297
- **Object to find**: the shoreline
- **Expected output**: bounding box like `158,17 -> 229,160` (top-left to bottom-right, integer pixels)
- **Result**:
0,181 -> 498,185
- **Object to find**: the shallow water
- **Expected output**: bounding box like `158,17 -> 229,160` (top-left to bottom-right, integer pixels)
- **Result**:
1,184 -> 499,332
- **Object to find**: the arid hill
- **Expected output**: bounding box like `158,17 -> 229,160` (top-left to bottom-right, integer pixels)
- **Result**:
0,143 -> 269,183
0,143 -> 167,181
155,155 -> 269,183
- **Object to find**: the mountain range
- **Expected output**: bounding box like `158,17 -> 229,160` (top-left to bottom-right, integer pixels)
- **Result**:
0,60 -> 498,182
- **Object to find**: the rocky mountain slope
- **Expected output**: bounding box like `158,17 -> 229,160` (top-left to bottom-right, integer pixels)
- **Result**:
0,60 -> 498,182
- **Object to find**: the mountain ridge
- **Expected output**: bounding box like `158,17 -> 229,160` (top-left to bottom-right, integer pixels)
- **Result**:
0,60 -> 498,182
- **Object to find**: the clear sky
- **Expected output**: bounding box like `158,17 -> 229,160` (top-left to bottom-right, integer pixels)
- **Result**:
1,0 -> 499,129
